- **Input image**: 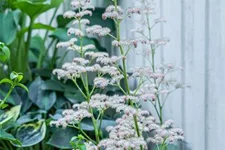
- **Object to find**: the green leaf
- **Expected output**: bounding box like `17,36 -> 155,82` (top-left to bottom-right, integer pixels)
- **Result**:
10,71 -> 23,82
0,42 -> 11,62
47,127 -> 78,149
41,79 -> 65,92
56,15 -> 73,28
17,113 -> 42,125
29,35 -> 46,63
14,0 -> 63,19
0,88 -> 22,106
0,78 -> 13,86
19,23 -> 55,35
50,28 -> 70,41
0,105 -> 21,129
16,83 -> 29,93
0,129 -> 21,146
29,77 -> 56,110
30,35 -> 45,54
11,121 -> 46,147
0,11 -> 17,45
53,95 -> 67,109
64,92 -> 85,104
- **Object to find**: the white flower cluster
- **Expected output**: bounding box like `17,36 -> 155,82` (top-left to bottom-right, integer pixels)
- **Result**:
98,109 -> 149,150
89,94 -> 125,111
50,109 -> 92,128
86,25 -> 111,36
63,0 -> 94,19
98,108 -> 183,149
53,52 -> 123,81
147,120 -> 184,144
102,5 -> 124,20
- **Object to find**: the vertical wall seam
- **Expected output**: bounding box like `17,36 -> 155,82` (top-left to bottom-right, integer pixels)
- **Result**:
160,0 -> 164,65
204,0 -> 209,149
180,0 -> 185,149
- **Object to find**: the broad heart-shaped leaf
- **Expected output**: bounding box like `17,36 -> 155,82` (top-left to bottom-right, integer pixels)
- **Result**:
29,77 -> 56,111
0,129 -> 21,146
14,0 -> 63,19
0,11 -> 17,45
47,127 -> 78,149
11,121 -> 46,147
0,105 -> 21,129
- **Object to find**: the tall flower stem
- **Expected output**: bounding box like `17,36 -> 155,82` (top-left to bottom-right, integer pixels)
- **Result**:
75,14 -> 100,144
113,1 -> 143,150
146,14 -> 163,125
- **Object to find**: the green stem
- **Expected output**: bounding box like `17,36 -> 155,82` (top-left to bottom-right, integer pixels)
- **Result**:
78,123 -> 97,144
0,85 -> 14,107
44,7 -> 59,42
25,17 -> 35,80
72,9 -> 100,144
50,40 -> 59,68
146,14 -> 164,125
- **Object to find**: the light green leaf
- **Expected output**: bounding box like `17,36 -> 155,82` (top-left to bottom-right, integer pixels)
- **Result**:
0,42 -> 11,62
11,121 -> 46,147
0,105 -> 21,129
16,83 -> 29,93
0,78 -> 13,86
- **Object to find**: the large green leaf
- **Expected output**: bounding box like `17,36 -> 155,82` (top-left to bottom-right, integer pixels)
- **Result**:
12,121 -> 46,147
0,105 -> 21,129
47,127 -> 78,149
14,0 -> 63,19
0,11 -> 17,45
29,77 -> 56,111
0,129 -> 21,145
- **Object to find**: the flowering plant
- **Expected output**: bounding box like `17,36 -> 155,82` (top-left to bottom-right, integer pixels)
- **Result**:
51,0 -> 187,149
